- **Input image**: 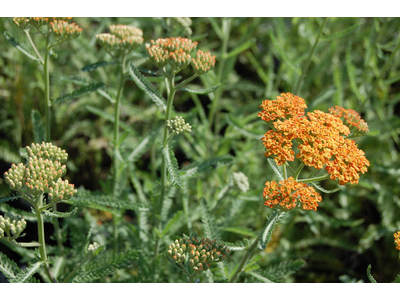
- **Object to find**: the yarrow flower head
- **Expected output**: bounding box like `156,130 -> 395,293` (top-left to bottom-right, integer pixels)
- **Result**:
329,106 -> 369,137
260,93 -> 370,186
147,37 -> 215,74
167,234 -> 229,275
0,213 -> 27,241
258,93 -> 307,124
50,20 -> 82,40
263,177 -> 322,211
96,25 -> 143,55
394,231 -> 400,251
167,116 -> 192,134
3,142 -> 77,202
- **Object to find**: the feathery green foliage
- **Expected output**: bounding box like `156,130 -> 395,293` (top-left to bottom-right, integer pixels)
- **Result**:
162,147 -> 182,188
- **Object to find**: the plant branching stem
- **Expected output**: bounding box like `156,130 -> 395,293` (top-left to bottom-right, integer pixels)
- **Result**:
294,17 -> 328,95
24,30 -> 44,64
154,75 -> 176,258
297,174 -> 331,183
229,235 -> 260,283
112,54 -> 127,253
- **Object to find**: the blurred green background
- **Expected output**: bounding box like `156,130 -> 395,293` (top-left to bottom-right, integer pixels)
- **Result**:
0,17 -> 399,283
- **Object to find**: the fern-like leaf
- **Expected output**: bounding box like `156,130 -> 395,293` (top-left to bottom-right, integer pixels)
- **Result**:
258,210 -> 284,250
43,207 -> 78,218
66,188 -> 147,213
0,194 -> 20,204
86,105 -> 135,134
367,265 -> 377,283
180,155 -> 234,180
161,210 -> 183,237
162,147 -> 182,188
247,271 -> 275,283
200,198 -> 221,240
128,62 -> 167,110
54,82 -> 105,104
179,83 -> 221,95
74,249 -> 140,282
393,271 -> 400,283
81,61 -> 117,72
0,252 -> 20,281
4,31 -> 41,62
310,181 -> 340,194
10,261 -> 44,283
267,158 -> 284,181
222,238 -> 250,251
31,109 -> 46,143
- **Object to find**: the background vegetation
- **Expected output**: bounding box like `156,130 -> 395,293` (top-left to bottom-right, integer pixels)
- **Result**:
1,17 -> 400,283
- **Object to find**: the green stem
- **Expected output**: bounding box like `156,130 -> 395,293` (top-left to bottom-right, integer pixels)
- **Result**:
208,17 -> 231,132
294,17 -> 328,95
62,254 -> 93,283
24,29 -> 44,64
11,241 -> 41,247
44,31 -> 51,142
294,162 -> 305,180
34,194 -> 57,283
283,164 -> 288,180
112,54 -> 127,253
297,174 -> 331,183
229,235 -> 260,283
174,74 -> 199,90
154,75 -> 176,258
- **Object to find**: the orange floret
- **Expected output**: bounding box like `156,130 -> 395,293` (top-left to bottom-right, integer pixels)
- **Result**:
258,93 -> 307,123
263,177 -> 322,211
329,106 -> 369,136
394,231 -> 400,251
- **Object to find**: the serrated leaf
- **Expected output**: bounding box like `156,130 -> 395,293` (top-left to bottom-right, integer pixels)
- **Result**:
127,127 -> 160,163
128,62 -> 167,110
4,31 -> 41,62
10,261 -> 44,283
258,210 -> 284,250
0,194 -> 20,204
267,158 -> 284,181
310,181 -> 340,194
0,252 -> 20,281
179,83 -> 221,95
43,207 -> 78,218
180,155 -> 234,180
222,239 -> 249,251
162,147 -> 182,188
54,82 -> 105,104
322,23 -> 360,41
31,109 -> 46,143
226,114 -> 263,139
65,187 -> 148,213
367,265 -> 377,283
81,61 -> 117,72
247,271 -> 274,283
200,198 -> 221,240
220,227 -> 256,237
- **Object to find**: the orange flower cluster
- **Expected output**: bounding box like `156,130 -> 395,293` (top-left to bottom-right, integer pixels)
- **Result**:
260,93 -> 369,185
329,106 -> 369,136
191,50 -> 216,75
258,93 -> 307,123
263,177 -> 322,211
50,20 -> 82,40
394,231 -> 400,251
96,25 -> 143,54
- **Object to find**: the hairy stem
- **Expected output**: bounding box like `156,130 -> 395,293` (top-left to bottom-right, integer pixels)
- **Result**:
112,54 -> 127,253
24,29 -> 44,64
294,17 -> 328,95
154,75 -> 176,258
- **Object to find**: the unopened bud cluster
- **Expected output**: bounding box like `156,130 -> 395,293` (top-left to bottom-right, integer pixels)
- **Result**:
4,143 -> 77,203
96,25 -> 143,54
0,213 -> 27,240
147,37 -> 215,74
167,235 -> 229,275
167,116 -> 192,134
50,20 -> 82,40
191,50 -> 216,75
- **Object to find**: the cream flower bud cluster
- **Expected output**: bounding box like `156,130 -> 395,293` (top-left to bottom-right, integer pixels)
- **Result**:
0,214 -> 27,240
4,143 -> 77,203
48,178 -> 77,202
27,142 -> 68,163
50,20 -> 82,40
191,50 -> 216,75
88,242 -> 101,252
167,116 -> 192,134
96,25 -> 143,54
150,37 -> 197,53
167,235 -> 229,275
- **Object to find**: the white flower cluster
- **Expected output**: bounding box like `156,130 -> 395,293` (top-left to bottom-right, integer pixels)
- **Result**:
87,242 -> 100,252
233,172 -> 250,193
167,116 -> 192,135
